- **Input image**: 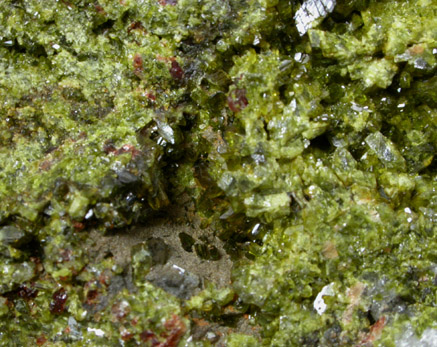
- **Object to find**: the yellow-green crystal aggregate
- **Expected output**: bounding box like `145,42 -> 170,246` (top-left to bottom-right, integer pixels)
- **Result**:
0,0 -> 436,345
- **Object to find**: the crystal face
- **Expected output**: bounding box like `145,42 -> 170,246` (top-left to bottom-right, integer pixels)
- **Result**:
295,0 -> 336,35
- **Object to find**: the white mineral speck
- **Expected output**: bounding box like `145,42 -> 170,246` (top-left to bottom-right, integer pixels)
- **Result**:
314,282 -> 335,315
87,328 -> 105,337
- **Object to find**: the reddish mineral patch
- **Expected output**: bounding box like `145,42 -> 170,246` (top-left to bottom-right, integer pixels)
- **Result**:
227,88 -> 248,112
170,60 -> 184,81
49,288 -> 68,315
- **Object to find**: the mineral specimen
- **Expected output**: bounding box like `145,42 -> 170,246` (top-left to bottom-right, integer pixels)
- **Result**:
0,0 -> 436,345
